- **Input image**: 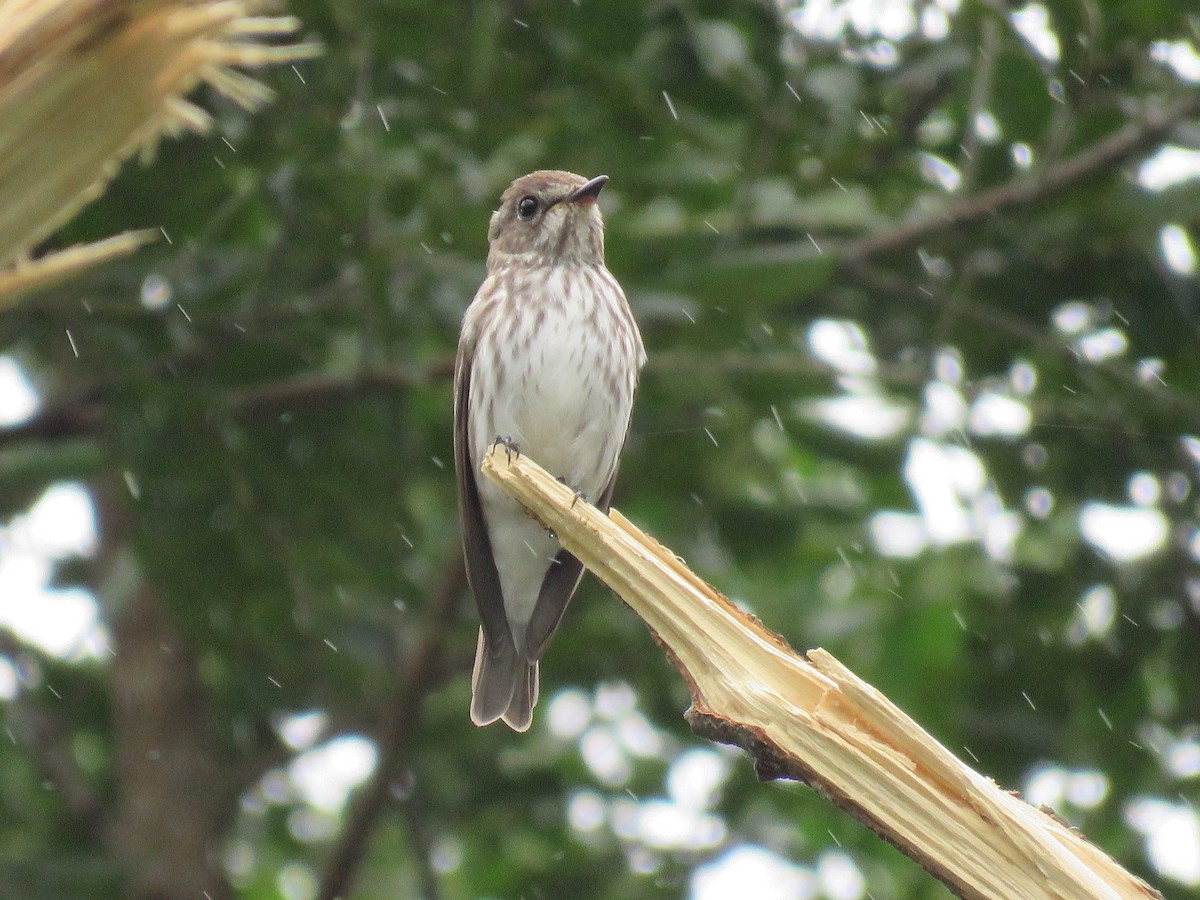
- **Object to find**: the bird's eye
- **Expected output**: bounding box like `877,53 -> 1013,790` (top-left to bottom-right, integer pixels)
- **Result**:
516,196 -> 539,220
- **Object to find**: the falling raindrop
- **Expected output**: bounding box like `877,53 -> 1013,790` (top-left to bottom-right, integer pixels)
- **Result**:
1137,358 -> 1166,385
662,91 -> 679,121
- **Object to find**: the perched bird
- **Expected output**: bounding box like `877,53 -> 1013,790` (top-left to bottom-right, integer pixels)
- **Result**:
454,170 -> 645,731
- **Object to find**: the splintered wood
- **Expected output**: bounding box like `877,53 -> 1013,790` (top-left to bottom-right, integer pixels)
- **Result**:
0,0 -> 320,305
481,446 -> 1162,900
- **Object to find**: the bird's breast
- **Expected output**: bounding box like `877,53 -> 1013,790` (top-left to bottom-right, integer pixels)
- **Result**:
471,264 -> 638,493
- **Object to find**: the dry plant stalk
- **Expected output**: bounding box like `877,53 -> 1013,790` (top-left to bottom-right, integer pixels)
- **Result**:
481,446 -> 1163,900
0,0 -> 320,304
0,230 -> 158,302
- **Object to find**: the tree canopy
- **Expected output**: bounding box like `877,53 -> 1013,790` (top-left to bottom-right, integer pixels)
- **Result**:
2,1 -> 1200,898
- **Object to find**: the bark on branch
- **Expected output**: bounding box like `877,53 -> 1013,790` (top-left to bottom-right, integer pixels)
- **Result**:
480,447 -> 1163,900
840,93 -> 1200,264
315,554 -> 467,900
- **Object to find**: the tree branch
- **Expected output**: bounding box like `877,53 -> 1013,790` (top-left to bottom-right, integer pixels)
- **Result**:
399,797 -> 443,900
0,395 -> 105,448
955,16 -> 1000,195
0,356 -> 455,452
0,343 -> 918,456
224,365 -> 450,415
478,447 -> 1164,900
841,93 -> 1200,264
316,553 -> 467,900
845,263 -> 1200,428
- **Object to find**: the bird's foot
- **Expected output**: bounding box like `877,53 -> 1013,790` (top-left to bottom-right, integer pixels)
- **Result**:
556,476 -> 588,508
491,435 -> 520,462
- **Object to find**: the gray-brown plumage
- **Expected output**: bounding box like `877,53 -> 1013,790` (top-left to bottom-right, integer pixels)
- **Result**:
454,170 -> 645,731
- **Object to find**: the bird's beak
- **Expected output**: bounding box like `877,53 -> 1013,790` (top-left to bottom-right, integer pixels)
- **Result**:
567,174 -> 608,204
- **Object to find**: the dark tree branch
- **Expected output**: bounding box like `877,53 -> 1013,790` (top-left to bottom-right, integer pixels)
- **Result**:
841,93 -> 1200,264
225,363 -> 451,415
0,356 -> 456,452
92,480 -> 240,900
843,263 -> 1070,351
399,797 -> 444,900
645,348 -> 928,388
0,344 -> 922,456
0,395 -> 104,447
845,263 -> 1200,427
956,15 -> 1000,195
316,553 -> 467,900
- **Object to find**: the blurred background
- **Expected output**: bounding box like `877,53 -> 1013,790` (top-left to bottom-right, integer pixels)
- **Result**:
2,0 -> 1199,898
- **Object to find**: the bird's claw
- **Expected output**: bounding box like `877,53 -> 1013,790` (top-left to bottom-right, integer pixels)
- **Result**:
491,435 -> 520,462
556,476 -> 588,508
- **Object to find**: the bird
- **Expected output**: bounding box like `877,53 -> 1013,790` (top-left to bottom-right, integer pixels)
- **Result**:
454,170 -> 645,731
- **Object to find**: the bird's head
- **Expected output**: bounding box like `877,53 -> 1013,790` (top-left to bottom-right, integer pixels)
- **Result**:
487,170 -> 608,268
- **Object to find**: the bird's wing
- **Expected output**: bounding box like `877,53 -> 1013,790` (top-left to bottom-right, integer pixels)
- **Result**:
523,463 -> 621,661
454,333 -> 510,650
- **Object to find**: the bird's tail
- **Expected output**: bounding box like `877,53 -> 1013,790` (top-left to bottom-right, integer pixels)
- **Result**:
470,627 -> 539,732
